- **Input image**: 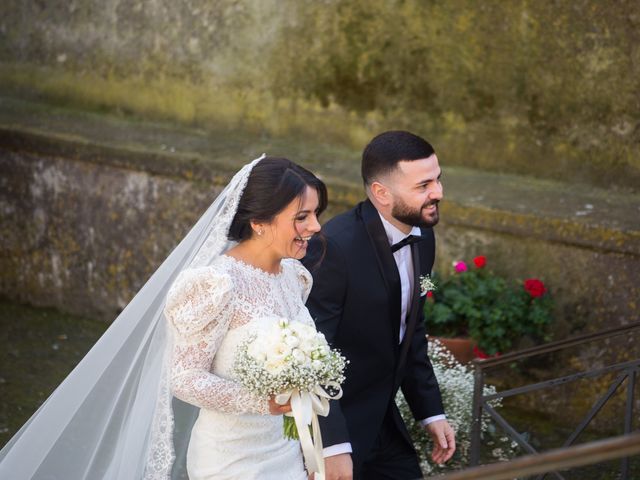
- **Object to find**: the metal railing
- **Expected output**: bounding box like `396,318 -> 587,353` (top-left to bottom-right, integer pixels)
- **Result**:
441,432 -> 640,480
469,322 -> 640,479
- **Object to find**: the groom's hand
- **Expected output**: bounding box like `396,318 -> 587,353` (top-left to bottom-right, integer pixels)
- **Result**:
425,419 -> 456,464
324,453 -> 353,480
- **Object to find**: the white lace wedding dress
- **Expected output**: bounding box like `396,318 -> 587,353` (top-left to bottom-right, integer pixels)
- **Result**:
164,254 -> 311,480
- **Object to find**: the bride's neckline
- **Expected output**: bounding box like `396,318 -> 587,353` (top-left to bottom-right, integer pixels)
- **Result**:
220,254 -> 284,279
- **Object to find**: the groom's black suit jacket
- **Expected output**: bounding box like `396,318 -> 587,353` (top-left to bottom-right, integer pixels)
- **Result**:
302,199 -> 444,470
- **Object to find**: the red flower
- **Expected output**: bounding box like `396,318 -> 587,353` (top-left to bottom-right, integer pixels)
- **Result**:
524,278 -> 546,298
473,345 -> 501,359
473,256 -> 487,268
426,291 -> 434,298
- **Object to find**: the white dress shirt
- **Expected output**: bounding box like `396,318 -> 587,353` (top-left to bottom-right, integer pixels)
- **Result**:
323,213 -> 445,459
379,214 -> 421,343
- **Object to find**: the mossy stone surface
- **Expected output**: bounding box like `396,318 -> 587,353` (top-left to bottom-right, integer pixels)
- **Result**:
1,1 -> 639,188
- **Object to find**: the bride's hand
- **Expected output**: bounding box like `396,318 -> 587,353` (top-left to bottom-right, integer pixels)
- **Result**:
268,395 -> 292,415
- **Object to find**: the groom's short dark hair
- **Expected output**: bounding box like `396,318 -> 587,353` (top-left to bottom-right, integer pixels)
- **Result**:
361,130 -> 435,186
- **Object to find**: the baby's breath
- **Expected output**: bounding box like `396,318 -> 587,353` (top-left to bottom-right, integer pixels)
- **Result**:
396,338 -> 518,475
419,275 -> 436,295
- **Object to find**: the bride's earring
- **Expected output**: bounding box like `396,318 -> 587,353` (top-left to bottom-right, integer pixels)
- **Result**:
251,221 -> 265,238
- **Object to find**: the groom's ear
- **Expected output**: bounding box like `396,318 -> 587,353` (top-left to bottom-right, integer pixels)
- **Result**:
370,181 -> 392,206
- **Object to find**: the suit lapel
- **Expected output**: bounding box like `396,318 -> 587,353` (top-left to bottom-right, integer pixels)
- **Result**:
359,200 -> 402,344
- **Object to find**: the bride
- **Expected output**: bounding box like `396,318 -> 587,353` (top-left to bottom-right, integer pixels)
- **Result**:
0,155 -> 329,479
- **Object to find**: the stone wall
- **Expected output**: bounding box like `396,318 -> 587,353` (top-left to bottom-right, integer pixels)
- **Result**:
1,0 -> 638,189
1,136 -> 220,320
1,123 -> 638,332
0,125 -> 353,321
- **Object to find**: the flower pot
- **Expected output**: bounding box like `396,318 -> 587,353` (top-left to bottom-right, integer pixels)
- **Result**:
428,336 -> 476,365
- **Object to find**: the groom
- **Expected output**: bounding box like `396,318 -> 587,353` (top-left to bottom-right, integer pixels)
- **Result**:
303,131 -> 455,479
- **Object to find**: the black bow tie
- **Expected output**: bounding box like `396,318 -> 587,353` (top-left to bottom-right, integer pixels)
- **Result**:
390,234 -> 427,253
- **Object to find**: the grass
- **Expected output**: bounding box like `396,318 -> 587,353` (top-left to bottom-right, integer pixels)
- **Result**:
0,300 -> 107,448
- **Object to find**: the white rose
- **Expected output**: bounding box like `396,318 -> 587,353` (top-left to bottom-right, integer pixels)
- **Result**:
265,355 -> 287,374
307,342 -> 322,352
291,322 -> 313,339
291,348 -> 306,364
273,341 -> 292,357
288,322 -> 301,334
284,335 -> 300,348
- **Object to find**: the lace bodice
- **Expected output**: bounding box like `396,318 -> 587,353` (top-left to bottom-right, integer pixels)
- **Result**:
164,255 -> 314,416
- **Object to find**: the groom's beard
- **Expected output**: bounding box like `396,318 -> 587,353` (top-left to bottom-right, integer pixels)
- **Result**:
392,198 -> 440,228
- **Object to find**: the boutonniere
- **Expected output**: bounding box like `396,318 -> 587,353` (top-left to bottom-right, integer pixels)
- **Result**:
419,274 -> 436,298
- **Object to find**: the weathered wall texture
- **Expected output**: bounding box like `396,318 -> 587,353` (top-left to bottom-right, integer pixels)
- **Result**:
1,148 -> 220,320
0,125 -> 353,320
0,0 -> 638,189
436,224 -> 639,331
1,127 -> 638,331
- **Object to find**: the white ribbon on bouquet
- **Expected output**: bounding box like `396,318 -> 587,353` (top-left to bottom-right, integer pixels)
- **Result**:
276,382 -> 343,480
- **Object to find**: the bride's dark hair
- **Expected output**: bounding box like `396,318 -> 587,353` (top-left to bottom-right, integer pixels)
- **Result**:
228,157 -> 328,242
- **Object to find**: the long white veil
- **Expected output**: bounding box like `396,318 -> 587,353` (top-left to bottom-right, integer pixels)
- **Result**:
0,155 -> 265,479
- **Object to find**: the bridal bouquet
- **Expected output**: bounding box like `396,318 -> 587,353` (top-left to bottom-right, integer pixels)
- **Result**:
233,317 -> 347,476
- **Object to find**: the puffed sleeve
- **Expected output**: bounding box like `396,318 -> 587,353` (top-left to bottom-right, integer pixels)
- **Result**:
164,267 -> 270,415
285,259 -> 314,303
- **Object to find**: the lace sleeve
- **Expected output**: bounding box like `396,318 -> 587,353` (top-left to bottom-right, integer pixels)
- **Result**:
164,267 -> 269,415
287,259 -> 313,303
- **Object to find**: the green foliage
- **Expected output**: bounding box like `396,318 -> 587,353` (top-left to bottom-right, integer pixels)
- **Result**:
269,0 -> 640,188
283,416 -> 298,440
0,301 -> 106,447
424,258 -> 554,355
2,0 -> 639,187
272,0 -> 640,122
